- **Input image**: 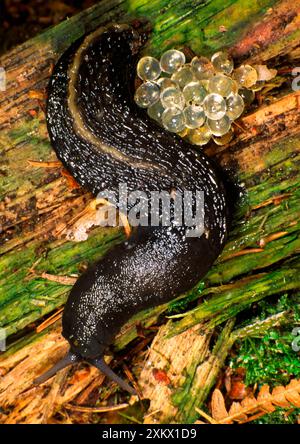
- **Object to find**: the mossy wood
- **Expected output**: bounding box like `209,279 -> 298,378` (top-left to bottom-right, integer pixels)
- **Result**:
0,0 -> 299,424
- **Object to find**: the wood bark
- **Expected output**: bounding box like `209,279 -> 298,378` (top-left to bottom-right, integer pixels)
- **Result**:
0,0 -> 299,424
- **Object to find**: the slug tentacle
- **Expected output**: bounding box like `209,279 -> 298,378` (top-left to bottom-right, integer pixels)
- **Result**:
89,357 -> 137,395
34,352 -> 80,385
37,24 -> 229,393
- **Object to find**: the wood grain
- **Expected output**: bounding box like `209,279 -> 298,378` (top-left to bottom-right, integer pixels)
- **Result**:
0,0 -> 300,424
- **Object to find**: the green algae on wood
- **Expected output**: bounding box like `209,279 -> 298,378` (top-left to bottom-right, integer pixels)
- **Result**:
0,227 -> 124,336
173,319 -> 235,423
0,0 -> 299,424
127,0 -> 278,57
170,262 -> 300,337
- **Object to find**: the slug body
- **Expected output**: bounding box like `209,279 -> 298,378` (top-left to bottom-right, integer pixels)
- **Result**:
39,24 -> 228,393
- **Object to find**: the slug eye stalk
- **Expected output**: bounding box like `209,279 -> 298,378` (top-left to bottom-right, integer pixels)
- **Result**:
33,351 -> 80,385
88,357 -> 137,395
34,352 -> 137,396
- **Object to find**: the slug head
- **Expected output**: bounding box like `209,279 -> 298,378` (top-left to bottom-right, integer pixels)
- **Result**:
34,297 -> 136,394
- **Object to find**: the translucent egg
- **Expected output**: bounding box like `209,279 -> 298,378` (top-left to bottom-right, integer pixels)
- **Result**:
184,105 -> 205,128
213,129 -> 234,145
199,79 -> 210,91
188,124 -> 212,146
134,82 -> 160,108
178,127 -> 189,138
207,115 -> 231,136
208,74 -> 234,97
156,77 -> 177,90
233,64 -> 258,88
238,87 -> 255,106
203,93 -> 226,120
160,50 -> 186,74
137,56 -> 161,81
171,66 -> 194,89
191,56 -> 214,80
160,86 -> 185,110
211,51 -> 234,75
162,108 -> 186,133
183,81 -> 207,105
230,79 -> 239,95
226,94 -> 244,120
147,100 -> 165,123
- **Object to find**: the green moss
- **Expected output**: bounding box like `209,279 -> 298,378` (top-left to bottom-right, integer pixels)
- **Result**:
166,282 -> 205,314
230,294 -> 300,386
254,408 -> 300,424
232,330 -> 300,386
230,324 -> 300,424
258,293 -> 300,321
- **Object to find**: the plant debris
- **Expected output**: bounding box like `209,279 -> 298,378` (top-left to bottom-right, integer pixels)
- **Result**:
196,379 -> 300,424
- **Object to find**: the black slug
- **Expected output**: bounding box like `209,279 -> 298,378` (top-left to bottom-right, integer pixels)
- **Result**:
35,24 -> 228,395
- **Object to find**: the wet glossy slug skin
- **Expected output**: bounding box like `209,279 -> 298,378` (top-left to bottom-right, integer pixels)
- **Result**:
47,25 -> 228,361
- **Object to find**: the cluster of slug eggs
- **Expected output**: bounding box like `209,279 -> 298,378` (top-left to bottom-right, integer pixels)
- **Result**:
134,49 -> 258,146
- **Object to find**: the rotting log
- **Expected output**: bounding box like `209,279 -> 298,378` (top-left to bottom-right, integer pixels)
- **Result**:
0,0 -> 300,424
